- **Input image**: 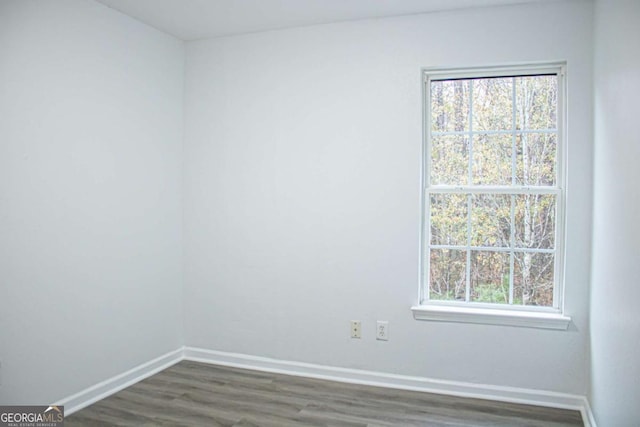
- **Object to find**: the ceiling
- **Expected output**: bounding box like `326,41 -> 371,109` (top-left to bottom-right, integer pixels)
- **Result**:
94,0 -> 560,41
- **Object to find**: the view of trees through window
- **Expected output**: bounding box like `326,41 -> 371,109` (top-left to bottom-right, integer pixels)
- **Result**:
426,71 -> 560,308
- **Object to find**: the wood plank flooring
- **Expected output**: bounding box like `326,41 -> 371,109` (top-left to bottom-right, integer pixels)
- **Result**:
66,361 -> 583,426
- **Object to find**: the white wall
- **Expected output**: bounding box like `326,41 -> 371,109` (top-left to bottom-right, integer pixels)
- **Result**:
183,1 -> 593,394
0,0 -> 600,409
0,0 -> 184,404
590,0 -> 640,424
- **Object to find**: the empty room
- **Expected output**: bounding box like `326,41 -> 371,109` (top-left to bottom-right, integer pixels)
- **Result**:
0,0 -> 638,425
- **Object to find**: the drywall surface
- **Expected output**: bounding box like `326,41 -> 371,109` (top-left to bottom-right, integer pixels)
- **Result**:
590,0 -> 640,424
184,1 -> 593,394
0,0 -> 184,404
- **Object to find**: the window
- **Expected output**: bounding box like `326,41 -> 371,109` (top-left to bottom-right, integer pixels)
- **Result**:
413,64 -> 570,329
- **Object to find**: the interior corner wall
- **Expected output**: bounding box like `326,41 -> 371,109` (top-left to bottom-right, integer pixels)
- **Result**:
590,0 -> 640,424
183,0 -> 594,395
0,0 -> 184,404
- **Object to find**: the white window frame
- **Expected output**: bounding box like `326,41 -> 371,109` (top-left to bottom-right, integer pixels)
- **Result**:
412,63 -> 571,330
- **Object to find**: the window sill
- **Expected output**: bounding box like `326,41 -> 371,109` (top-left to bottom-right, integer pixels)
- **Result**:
411,305 -> 571,330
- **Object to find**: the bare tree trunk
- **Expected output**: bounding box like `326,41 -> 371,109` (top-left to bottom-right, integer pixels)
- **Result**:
435,82 -> 444,130
521,81 -> 533,304
454,81 -> 465,132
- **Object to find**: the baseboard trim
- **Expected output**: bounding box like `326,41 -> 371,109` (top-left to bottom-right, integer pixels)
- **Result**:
580,396 -> 597,427
184,347 -> 586,414
56,346 -> 596,426
56,347 -> 184,415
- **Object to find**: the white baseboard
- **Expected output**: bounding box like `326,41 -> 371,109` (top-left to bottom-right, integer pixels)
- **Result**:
56,347 -> 184,415
184,347 -> 593,424
56,345 -> 596,426
580,396 -> 597,427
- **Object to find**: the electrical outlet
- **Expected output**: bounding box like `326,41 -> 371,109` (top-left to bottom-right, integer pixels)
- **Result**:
350,320 -> 361,339
376,321 -> 389,341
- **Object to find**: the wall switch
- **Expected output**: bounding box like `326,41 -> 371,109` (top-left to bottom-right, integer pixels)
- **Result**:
350,320 -> 361,339
376,321 -> 389,341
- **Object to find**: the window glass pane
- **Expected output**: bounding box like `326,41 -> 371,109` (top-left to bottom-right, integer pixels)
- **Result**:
430,135 -> 468,185
514,252 -> 554,306
516,133 -> 557,186
514,194 -> 556,249
472,133 -> 512,185
431,80 -> 470,133
515,75 -> 557,130
430,193 -> 467,246
471,194 -> 511,247
470,251 -> 510,304
429,249 -> 466,301
472,77 -> 513,131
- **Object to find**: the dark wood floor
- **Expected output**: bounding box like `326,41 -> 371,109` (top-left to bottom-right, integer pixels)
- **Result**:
66,361 -> 583,426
